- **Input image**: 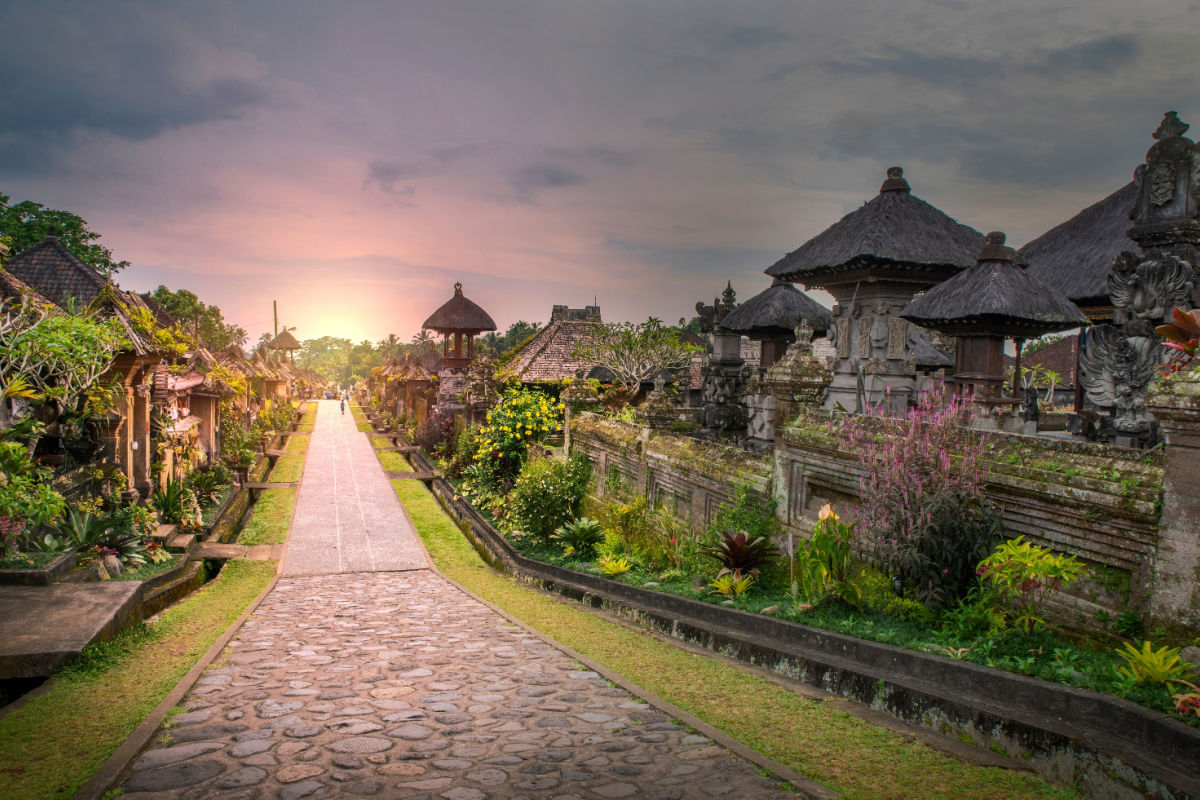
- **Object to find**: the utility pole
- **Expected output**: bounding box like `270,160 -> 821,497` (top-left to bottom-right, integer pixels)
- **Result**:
273,300 -> 279,339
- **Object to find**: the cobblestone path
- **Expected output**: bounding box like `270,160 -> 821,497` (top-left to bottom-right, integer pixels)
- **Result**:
118,402 -> 800,799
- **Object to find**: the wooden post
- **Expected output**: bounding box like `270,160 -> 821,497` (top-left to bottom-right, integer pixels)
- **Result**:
1012,337 -> 1024,399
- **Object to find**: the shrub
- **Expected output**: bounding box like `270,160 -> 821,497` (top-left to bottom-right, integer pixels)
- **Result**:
710,571 -> 756,596
505,454 -> 592,542
699,531 -> 778,577
151,477 -> 187,524
598,555 -> 633,576
471,387 -> 565,488
187,465 -> 233,506
706,483 -> 781,542
597,496 -> 654,558
977,536 -> 1084,633
842,388 -> 1000,609
793,505 -> 862,609
552,517 -> 604,558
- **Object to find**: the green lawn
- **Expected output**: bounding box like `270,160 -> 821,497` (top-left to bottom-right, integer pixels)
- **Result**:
0,560 -> 276,800
237,428 -> 310,546
390,474 -> 1073,800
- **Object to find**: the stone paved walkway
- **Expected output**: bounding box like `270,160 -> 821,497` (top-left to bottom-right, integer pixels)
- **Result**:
118,401 -> 801,799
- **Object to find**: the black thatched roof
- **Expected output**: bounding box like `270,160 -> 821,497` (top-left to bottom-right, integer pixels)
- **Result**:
766,167 -> 986,287
902,232 -> 1089,338
1018,182 -> 1136,308
422,282 -> 497,334
718,278 -> 832,338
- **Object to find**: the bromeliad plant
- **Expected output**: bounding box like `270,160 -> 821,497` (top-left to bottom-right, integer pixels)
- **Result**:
976,536 -> 1084,633
1156,306 -> 1200,373
709,571 -> 756,597
700,530 -> 778,578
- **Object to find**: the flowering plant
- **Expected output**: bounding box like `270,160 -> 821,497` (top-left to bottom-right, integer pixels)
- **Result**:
471,387 -> 564,487
1156,306 -> 1200,375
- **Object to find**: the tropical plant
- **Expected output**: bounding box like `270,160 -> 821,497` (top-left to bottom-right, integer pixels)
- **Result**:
699,530 -> 778,577
709,571 -> 756,597
597,555 -> 633,576
598,496 -> 653,557
151,477 -> 187,524
470,387 -> 565,486
1116,641 -> 1193,685
977,536 -> 1085,633
793,505 -> 862,609
54,509 -> 111,550
186,465 -> 233,506
1156,306 -> 1200,370
506,454 -> 592,542
0,441 -> 67,528
552,517 -> 605,558
1169,679 -> 1200,718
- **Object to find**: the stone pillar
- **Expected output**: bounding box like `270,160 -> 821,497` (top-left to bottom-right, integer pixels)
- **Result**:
763,322 -> 833,440
1146,368 -> 1200,634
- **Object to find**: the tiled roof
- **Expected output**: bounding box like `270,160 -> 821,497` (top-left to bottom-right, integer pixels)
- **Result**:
0,268 -> 52,306
1004,335 -> 1079,387
503,316 -> 603,383
6,236 -> 109,310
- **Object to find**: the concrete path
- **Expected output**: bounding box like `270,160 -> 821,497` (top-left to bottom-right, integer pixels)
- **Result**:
118,401 -> 800,799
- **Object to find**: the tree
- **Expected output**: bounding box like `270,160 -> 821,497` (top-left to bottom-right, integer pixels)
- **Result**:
150,285 -> 244,351
411,330 -> 435,352
0,193 -> 129,275
377,333 -> 404,361
572,318 -> 698,408
296,336 -> 354,384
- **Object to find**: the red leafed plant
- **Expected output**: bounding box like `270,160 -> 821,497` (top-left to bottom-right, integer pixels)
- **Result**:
1156,307 -> 1200,375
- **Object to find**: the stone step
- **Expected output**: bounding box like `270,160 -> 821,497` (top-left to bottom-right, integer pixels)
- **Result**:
164,532 -> 194,551
152,523 -> 177,540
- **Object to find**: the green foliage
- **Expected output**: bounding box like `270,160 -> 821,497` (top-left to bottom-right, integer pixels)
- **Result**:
699,531 -> 778,577
0,441 -> 66,529
150,477 -> 186,524
505,454 -> 592,543
597,555 -> 633,576
0,193 -> 129,274
596,496 -> 654,558
185,464 -> 233,506
706,484 -> 781,542
552,517 -> 604,559
1116,641 -> 1193,685
470,387 -> 565,488
570,317 -> 698,408
149,285 -> 246,352
709,571 -> 756,597
793,505 -> 861,609
977,536 -> 1085,633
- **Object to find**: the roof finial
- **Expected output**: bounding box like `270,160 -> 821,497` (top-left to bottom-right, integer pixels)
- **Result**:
979,231 -> 1015,262
45,224 -> 60,241
879,166 -> 911,193
1154,111 -> 1189,141
454,281 -> 463,295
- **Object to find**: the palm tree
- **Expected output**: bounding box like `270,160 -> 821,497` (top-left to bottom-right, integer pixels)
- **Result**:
378,333 -> 402,361
411,329 -> 435,353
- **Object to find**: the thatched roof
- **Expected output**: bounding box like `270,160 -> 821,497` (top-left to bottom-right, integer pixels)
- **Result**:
0,268 -> 52,306
767,167 -> 986,287
502,307 -> 603,383
718,278 -> 832,339
909,331 -> 954,369
1018,182 -> 1136,308
902,232 -> 1089,338
269,329 -> 302,350
422,282 -> 497,334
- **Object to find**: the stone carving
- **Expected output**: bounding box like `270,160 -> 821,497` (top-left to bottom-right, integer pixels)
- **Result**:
1079,327 -> 1161,433
869,314 -> 889,358
695,281 -> 738,333
857,317 -> 872,358
887,317 -> 908,360
836,318 -> 851,358
1108,250 -> 1198,337
864,358 -> 891,375
1022,385 -> 1040,424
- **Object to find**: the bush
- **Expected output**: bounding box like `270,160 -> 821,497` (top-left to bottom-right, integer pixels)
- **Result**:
977,536 -> 1084,632
884,490 -> 1002,610
471,387 -> 565,488
706,483 -> 781,542
842,388 -> 1001,610
506,454 -> 591,542
699,531 -> 778,577
552,517 -> 604,558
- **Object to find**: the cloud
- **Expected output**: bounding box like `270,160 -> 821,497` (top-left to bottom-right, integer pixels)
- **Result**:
363,142 -> 500,195
543,146 -> 635,168
0,4 -> 277,173
506,162 -> 585,203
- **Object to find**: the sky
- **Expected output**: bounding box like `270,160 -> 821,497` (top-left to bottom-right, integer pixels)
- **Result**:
2,0 -> 1198,346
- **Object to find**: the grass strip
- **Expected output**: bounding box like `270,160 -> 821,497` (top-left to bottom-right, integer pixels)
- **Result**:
0,559 -> 276,800
238,423 -> 312,546
392,477 -> 1072,800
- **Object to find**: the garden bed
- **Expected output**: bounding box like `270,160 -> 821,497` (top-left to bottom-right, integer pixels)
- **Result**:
0,553 -> 76,586
411,445 -> 1200,799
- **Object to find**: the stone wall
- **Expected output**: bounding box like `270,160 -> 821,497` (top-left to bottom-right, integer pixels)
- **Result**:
569,409 -> 1171,634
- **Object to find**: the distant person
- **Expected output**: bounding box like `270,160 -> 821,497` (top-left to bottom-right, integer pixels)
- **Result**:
340,398 -> 346,415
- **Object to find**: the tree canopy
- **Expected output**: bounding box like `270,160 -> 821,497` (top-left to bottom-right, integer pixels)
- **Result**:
0,193 -> 129,275
150,285 -> 247,352
572,317 -> 698,406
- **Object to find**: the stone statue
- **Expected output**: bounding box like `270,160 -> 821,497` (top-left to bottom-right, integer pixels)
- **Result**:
1079,326 -> 1161,433
1108,250 -> 1197,337
1021,385 -> 1040,424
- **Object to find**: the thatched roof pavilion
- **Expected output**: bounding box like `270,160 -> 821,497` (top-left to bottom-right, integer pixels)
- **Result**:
719,279 -> 831,369
764,167 -> 983,412
767,166 -> 985,288
903,232 -> 1088,399
422,282 -> 496,369
1018,182 -> 1136,320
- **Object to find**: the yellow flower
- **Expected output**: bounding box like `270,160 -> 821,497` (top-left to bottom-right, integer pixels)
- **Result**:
818,504 -> 838,521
